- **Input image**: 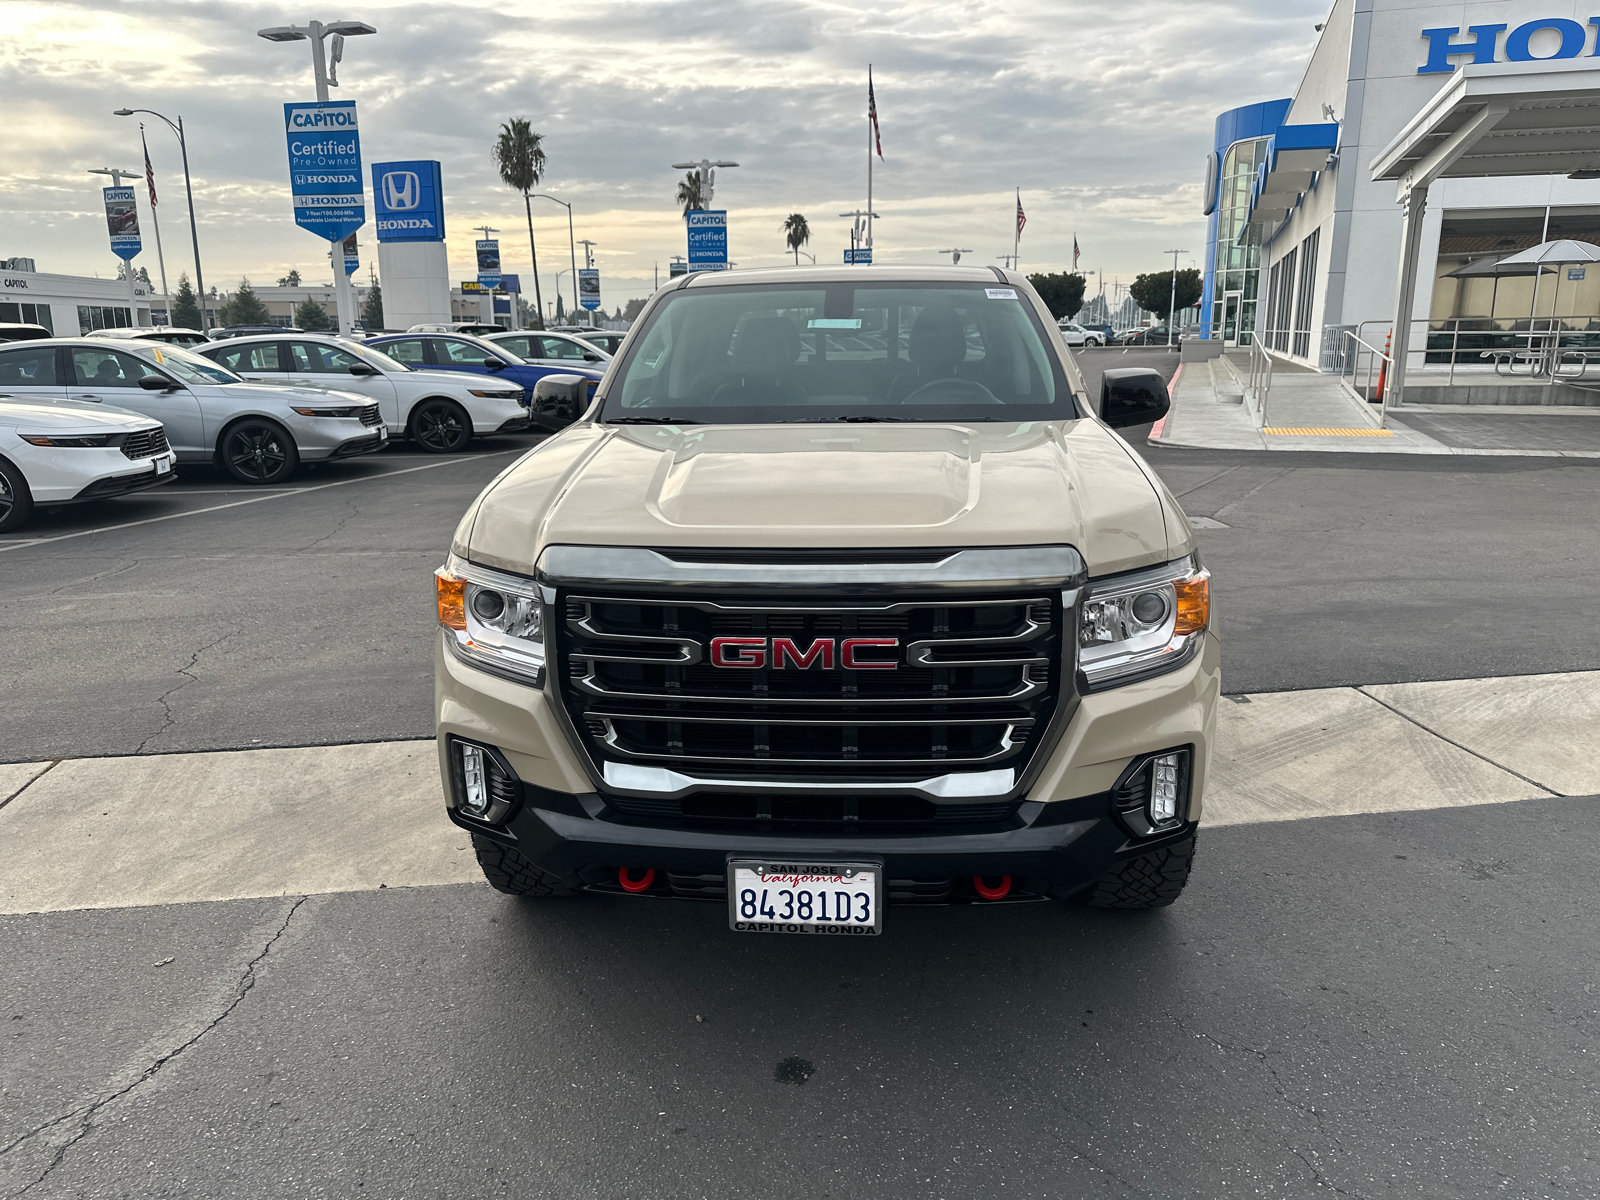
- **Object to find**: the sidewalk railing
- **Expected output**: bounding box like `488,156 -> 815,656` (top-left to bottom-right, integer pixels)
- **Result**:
1337,329 -> 1392,426
1246,336 -> 1275,427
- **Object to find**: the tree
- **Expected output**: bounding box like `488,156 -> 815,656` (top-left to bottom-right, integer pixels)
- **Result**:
278,269 -> 302,287
554,292 -> 566,322
675,171 -> 703,216
1129,268 -> 1203,321
361,280 -> 383,330
294,298 -> 332,330
1027,272 -> 1087,320
622,297 -> 647,322
170,272 -> 203,330
492,117 -> 547,329
783,213 -> 811,264
220,279 -> 272,327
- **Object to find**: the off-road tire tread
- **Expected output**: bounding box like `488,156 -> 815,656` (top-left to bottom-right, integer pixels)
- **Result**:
1087,833 -> 1196,908
471,833 -> 575,897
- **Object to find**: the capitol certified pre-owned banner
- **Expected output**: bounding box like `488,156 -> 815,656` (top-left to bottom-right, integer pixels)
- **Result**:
476,240 -> 501,289
103,187 -> 141,260
284,101 -> 364,243
686,209 -> 728,271
578,268 -> 601,310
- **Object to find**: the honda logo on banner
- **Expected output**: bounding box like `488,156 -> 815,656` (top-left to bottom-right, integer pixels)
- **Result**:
381,171 -> 419,210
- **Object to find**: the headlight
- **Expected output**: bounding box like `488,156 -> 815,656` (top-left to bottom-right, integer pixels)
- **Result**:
20,433 -> 122,447
1078,554 -> 1209,690
435,553 -> 545,687
467,388 -> 523,399
290,405 -> 365,417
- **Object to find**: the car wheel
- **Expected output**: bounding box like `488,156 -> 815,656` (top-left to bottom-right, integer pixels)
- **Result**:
409,399 -> 472,453
1084,833 -> 1195,908
0,458 -> 35,533
220,419 -> 299,485
472,834 -> 577,897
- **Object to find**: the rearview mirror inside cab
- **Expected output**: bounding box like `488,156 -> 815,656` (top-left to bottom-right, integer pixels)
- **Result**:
1099,368 -> 1170,429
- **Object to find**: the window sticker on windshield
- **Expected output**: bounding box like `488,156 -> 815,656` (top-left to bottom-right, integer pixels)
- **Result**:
985,288 -> 1018,300
807,318 -> 862,329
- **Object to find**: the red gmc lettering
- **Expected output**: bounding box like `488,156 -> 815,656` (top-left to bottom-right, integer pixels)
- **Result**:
840,637 -> 899,670
710,636 -> 766,668
771,637 -> 834,669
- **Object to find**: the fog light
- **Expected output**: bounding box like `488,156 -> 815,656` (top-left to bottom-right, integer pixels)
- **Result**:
1110,747 -> 1191,837
1150,753 -> 1182,824
449,738 -> 519,824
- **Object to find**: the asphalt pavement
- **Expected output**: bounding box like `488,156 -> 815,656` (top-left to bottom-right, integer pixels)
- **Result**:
2,365 -> 1598,1199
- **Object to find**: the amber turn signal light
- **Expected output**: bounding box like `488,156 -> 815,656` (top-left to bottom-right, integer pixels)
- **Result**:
435,569 -> 467,630
1173,571 -> 1210,635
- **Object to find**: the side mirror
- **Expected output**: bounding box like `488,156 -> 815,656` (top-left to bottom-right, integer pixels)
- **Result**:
138,374 -> 177,392
483,358 -> 507,370
583,352 -> 602,362
348,362 -> 380,377
530,373 -> 589,432
1099,367 -> 1170,429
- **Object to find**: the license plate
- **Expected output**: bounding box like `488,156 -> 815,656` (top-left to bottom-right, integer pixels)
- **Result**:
727,859 -> 883,935
154,456 -> 171,475
378,427 -> 388,441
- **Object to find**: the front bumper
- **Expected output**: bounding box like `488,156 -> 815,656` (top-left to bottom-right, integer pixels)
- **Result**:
291,415 -> 388,462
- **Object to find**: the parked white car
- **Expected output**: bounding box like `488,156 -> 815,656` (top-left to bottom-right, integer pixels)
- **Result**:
483,329 -> 611,367
197,334 -> 530,453
1056,321 -> 1105,348
0,399 -> 176,532
0,338 -> 386,484
85,327 -> 212,347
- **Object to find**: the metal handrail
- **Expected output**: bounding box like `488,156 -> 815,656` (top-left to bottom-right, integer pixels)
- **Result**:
1246,336 -> 1274,427
1338,329 -> 1391,426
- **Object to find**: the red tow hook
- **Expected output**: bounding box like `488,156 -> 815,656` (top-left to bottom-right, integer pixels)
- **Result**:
618,867 -> 656,894
973,875 -> 1012,900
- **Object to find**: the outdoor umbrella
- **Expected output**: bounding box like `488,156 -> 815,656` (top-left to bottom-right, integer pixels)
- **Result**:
1445,255 -> 1553,330
1494,240 -> 1600,372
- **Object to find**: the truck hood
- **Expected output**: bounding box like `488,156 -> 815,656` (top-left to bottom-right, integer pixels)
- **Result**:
463,419 -> 1186,578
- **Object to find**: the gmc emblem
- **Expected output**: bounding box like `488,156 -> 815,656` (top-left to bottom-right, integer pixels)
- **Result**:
708,636 -> 899,670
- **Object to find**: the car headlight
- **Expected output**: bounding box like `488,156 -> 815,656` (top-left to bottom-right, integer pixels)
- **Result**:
1078,554 -> 1209,690
20,433 -> 123,447
467,388 -> 523,399
290,405 -> 365,417
434,553 -> 545,687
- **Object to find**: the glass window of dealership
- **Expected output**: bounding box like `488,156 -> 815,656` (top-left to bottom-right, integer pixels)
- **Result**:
1201,0 -> 1600,361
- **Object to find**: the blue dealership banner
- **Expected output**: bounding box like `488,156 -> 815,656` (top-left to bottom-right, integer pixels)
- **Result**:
342,233 -> 359,277
371,160 -> 445,243
102,187 -> 141,260
284,100 -> 364,243
686,209 -> 727,270
844,247 -> 872,264
578,268 -> 601,310
476,240 -> 501,288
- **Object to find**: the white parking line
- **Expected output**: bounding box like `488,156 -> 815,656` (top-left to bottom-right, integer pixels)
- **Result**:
0,669 -> 1594,915
0,452 -> 521,553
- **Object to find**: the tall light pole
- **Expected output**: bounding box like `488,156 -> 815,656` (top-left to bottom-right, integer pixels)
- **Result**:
88,167 -> 144,324
256,19 -> 377,336
1165,248 -> 1189,347
997,253 -> 1018,269
838,210 -> 879,259
671,159 -> 738,208
531,194 -> 578,316
940,249 -> 973,265
113,108 -> 206,328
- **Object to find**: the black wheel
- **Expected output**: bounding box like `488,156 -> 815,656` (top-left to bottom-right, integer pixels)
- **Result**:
220,419 -> 299,484
1085,833 -> 1196,909
409,399 -> 472,453
0,458 -> 34,533
472,834 -> 576,897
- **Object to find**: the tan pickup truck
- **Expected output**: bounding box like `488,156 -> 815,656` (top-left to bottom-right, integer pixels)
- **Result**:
434,266 -> 1217,935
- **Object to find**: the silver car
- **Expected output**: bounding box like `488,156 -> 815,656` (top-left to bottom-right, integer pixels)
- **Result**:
0,338 -> 385,484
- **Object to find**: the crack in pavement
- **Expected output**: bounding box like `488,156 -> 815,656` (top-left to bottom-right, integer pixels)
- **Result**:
132,625 -> 245,756
0,761 -> 61,814
0,896 -> 307,1197
1352,686 -> 1563,797
299,495 -> 361,553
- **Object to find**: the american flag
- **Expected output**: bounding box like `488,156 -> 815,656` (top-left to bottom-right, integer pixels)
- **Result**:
1073,235 -> 1080,270
868,68 -> 883,159
142,127 -> 157,208
1016,191 -> 1026,237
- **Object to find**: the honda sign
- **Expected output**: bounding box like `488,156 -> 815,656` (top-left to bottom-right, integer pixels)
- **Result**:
370,159 -> 445,243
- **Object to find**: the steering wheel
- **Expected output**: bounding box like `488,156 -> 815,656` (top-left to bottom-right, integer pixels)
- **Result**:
900,376 -> 1003,404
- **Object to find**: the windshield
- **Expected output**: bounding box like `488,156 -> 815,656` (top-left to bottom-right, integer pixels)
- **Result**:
139,343 -> 243,384
340,341 -> 410,373
600,282 -> 1074,423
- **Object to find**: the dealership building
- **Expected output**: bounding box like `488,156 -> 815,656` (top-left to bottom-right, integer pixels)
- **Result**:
1,261 -> 155,334
1201,0 -> 1600,399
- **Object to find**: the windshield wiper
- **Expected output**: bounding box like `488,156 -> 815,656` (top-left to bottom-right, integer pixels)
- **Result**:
606,416 -> 705,425
776,414 -> 919,423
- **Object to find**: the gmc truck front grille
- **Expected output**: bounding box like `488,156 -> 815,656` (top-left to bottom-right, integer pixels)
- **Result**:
554,587 -> 1067,784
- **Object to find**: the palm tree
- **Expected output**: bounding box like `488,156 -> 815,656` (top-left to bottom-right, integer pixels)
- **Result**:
492,118 -> 546,328
675,171 -> 703,217
783,213 -> 811,264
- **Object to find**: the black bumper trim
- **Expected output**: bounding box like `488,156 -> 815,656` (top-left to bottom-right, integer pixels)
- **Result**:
69,468 -> 176,501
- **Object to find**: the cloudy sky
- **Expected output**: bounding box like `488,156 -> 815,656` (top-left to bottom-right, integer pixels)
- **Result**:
3,0 -> 1328,311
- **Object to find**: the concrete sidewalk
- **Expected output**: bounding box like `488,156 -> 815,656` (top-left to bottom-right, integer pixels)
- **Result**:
1150,349 -> 1600,457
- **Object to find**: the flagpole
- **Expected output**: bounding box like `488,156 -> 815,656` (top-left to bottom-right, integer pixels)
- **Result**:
1013,188 -> 1020,272
140,124 -> 170,320
866,65 -> 873,256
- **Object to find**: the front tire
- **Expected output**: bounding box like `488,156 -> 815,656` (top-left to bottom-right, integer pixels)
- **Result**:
472,834 -> 577,897
409,399 -> 472,453
1085,833 -> 1195,908
220,419 -> 299,484
0,458 -> 35,533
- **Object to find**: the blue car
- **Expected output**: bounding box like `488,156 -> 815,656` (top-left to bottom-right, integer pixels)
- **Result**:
366,331 -> 605,404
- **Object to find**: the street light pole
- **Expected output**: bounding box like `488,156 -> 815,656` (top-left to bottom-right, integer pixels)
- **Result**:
256,19 -> 377,336
1165,248 -> 1189,348
671,159 -> 739,208
113,109 -> 207,328
88,167 -> 145,324
531,194 -> 579,316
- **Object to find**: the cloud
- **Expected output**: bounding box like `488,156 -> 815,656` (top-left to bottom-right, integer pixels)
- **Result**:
1,0 -> 1328,304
